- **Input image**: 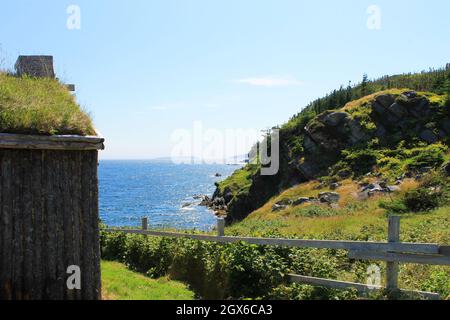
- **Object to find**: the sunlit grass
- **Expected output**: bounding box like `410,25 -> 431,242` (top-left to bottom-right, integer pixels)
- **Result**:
101,260 -> 195,300
0,72 -> 95,135
228,178 -> 449,243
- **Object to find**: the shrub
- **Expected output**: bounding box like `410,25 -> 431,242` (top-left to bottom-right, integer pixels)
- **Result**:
404,143 -> 447,171
378,156 -> 401,169
101,231 -> 292,299
125,236 -> 173,278
224,243 -> 288,299
169,239 -> 211,296
341,149 -> 378,176
289,248 -> 339,280
100,231 -> 128,261
380,170 -> 448,214
267,284 -> 358,300
405,171 -> 448,212
403,188 -> 443,212
329,161 -> 352,179
379,199 -> 409,214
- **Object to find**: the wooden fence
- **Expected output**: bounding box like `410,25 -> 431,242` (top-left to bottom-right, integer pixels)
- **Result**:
104,216 -> 450,300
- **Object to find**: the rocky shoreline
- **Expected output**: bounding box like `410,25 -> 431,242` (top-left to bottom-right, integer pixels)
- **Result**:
197,194 -> 228,217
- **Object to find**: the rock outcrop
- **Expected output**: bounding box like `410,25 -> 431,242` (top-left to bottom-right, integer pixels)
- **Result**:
212,90 -> 449,223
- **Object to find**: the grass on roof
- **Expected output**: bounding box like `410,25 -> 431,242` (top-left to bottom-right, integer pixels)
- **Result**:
0,72 -> 95,136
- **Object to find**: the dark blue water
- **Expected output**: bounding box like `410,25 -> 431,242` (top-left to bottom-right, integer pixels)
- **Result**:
99,161 -> 239,230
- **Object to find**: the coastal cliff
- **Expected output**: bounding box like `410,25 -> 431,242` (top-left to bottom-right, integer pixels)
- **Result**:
212,68 -> 450,224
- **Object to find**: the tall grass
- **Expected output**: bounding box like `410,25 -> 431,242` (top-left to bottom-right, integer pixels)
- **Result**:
0,72 -> 95,136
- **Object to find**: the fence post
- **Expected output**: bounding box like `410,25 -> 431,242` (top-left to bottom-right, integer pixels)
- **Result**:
217,218 -> 225,237
386,216 -> 400,291
142,217 -> 148,230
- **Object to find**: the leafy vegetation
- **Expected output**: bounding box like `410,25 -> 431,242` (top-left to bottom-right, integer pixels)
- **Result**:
216,164 -> 259,198
329,142 -> 448,181
379,166 -> 449,212
101,66 -> 450,300
101,260 -> 194,300
217,82 -> 449,223
101,169 -> 450,300
0,72 -> 95,135
101,231 -> 369,300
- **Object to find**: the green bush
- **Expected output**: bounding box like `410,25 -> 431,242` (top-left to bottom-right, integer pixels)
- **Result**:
404,188 -> 443,212
224,243 -> 288,299
405,171 -> 448,212
100,231 -> 173,278
100,231 -> 295,299
100,230 -> 364,300
267,284 -> 358,300
100,231 -> 128,261
379,199 -> 409,214
124,236 -> 174,278
379,171 -> 448,214
341,149 -> 378,176
290,248 -> 339,279
405,144 -> 447,171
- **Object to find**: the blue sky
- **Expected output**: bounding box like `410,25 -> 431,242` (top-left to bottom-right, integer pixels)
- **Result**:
1,0 -> 449,159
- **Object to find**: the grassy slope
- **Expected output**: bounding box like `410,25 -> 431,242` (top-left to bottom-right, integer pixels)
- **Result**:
224,89 -> 450,238
101,261 -> 194,300
221,88 -> 449,296
217,89 -> 449,222
0,73 -> 95,136
225,174 -> 450,297
217,164 -> 259,196
227,178 -> 449,242
342,88 -> 447,112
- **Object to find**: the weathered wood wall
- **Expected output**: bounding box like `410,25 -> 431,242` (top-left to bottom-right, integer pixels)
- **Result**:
0,148 -> 101,300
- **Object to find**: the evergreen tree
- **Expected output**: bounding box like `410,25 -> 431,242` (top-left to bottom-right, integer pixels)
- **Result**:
361,73 -> 369,96
297,64 -> 449,121
445,69 -> 450,107
346,81 -> 352,102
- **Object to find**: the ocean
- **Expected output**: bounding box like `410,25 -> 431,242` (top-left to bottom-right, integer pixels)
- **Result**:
99,160 -> 239,231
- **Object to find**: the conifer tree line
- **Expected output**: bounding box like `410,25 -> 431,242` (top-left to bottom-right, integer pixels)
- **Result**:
292,64 -> 450,119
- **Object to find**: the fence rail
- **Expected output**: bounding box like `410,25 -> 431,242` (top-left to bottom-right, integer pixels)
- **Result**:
104,216 -> 450,300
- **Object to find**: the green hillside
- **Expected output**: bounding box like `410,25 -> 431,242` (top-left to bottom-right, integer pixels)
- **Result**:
101,66 -> 450,300
214,67 -> 450,223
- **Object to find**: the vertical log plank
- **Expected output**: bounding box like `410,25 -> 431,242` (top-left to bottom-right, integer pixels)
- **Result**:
22,150 -> 34,299
90,151 -> 102,300
81,151 -> 94,300
31,150 -> 43,299
12,150 -> 24,299
0,151 -> 13,299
